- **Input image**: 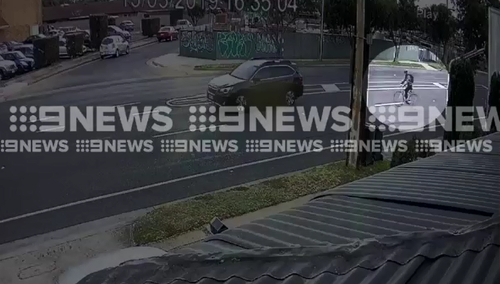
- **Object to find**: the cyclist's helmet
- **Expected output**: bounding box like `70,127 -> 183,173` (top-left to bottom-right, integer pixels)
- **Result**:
404,70 -> 408,74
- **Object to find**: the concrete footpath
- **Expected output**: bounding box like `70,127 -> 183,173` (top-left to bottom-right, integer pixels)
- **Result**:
0,183 -> 316,284
0,37 -> 157,102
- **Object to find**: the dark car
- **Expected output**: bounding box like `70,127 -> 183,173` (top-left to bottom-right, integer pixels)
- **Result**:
1,51 -> 34,73
108,26 -> 131,41
23,34 -> 46,44
119,20 -> 135,32
12,45 -> 34,59
157,26 -> 178,42
1,41 -> 23,51
207,58 -> 304,110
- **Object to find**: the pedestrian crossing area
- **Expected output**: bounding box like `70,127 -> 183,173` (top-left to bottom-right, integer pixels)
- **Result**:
368,80 -> 448,91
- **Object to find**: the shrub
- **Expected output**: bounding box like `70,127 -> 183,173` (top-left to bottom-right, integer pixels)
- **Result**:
443,58 -> 475,145
489,72 -> 500,133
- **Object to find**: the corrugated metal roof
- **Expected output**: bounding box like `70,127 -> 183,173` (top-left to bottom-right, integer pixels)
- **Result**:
77,216 -> 500,284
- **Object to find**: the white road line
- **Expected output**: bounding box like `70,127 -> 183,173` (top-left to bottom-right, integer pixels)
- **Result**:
368,87 -> 444,91
433,82 -> 446,89
322,84 -> 340,92
37,126 -> 65,133
152,125 -> 225,138
131,110 -> 160,116
0,143 -> 340,225
30,117 -> 59,123
115,102 -> 140,107
7,115 -> 488,223
373,102 -> 404,107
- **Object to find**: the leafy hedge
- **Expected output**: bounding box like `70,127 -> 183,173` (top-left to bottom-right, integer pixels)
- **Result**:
489,72 -> 500,133
443,58 -> 476,145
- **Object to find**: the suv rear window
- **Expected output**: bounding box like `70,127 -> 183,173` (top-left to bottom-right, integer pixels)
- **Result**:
230,61 -> 259,80
269,66 -> 295,77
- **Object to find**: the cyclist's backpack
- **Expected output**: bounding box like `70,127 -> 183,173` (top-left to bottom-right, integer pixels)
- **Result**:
407,74 -> 414,83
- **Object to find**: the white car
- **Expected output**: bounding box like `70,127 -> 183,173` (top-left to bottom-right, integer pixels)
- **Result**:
0,55 -> 18,80
175,19 -> 193,31
100,36 -> 129,59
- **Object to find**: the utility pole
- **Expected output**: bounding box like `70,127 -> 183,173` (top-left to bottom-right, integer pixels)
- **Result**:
347,0 -> 367,168
319,0 -> 325,61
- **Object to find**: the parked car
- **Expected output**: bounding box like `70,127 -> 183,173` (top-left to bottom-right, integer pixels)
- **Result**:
206,58 -> 304,109
0,43 -> 8,54
157,26 -> 178,42
12,45 -> 34,59
24,34 -> 46,44
1,41 -> 23,51
119,20 -> 135,32
1,51 -> 34,73
100,36 -> 130,59
0,55 -> 18,80
59,26 -> 77,34
108,25 -> 131,41
175,19 -> 193,31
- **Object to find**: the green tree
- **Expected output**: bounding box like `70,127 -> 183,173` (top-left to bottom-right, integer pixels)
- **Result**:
427,4 -> 457,66
324,0 -> 385,47
187,4 -> 205,26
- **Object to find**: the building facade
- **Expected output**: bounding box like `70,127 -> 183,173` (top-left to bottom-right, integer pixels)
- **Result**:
0,0 -> 42,42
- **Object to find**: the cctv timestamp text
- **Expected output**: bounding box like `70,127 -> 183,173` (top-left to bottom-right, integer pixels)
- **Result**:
124,0 -> 298,13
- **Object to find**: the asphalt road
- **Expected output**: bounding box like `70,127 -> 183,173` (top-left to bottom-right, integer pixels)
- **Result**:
0,49 -> 491,244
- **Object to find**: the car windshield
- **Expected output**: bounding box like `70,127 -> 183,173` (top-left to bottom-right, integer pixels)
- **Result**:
160,27 -> 171,32
13,52 -> 25,59
230,61 -> 258,80
102,38 -> 114,45
59,41 -> 65,46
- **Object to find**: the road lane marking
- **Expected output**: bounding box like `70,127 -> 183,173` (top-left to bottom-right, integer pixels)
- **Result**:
30,117 -> 59,123
368,87 -> 444,91
6,113 -> 479,223
433,83 -> 446,89
322,84 -> 340,92
152,125 -> 226,138
0,143 -> 342,225
115,102 -> 140,107
37,126 -> 65,132
131,110 -> 160,116
373,102 -> 404,107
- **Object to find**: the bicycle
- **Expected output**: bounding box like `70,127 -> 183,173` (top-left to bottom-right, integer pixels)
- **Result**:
393,84 -> 418,105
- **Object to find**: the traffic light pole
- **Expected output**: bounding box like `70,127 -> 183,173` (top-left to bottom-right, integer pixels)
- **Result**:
347,0 -> 368,168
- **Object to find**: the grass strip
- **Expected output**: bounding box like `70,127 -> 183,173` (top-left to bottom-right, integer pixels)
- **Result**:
193,60 -> 350,71
132,160 -> 390,245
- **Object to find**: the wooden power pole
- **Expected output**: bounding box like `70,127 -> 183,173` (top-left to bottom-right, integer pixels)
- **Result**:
347,0 -> 368,168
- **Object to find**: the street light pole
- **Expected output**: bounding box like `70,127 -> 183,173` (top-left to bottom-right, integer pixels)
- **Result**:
319,0 -> 325,61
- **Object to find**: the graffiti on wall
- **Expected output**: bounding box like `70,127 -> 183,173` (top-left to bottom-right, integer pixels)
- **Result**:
323,35 -> 351,45
255,33 -> 280,54
180,31 -> 215,55
217,32 -> 280,59
217,32 -> 254,59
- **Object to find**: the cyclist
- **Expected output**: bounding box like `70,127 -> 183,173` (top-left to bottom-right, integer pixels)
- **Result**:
400,70 -> 414,103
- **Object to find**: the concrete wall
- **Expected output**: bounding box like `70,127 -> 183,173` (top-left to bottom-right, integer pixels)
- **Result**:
0,0 -> 42,41
179,31 -> 408,61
